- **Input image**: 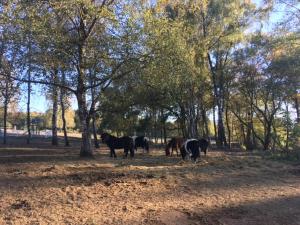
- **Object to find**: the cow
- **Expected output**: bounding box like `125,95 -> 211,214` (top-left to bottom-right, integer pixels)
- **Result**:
180,138 -> 209,162
101,133 -> 134,158
132,136 -> 150,153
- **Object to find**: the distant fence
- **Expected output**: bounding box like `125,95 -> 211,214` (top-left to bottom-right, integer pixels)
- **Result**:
0,128 -> 52,138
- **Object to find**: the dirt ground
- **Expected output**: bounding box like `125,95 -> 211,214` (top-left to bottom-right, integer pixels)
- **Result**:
0,136 -> 300,225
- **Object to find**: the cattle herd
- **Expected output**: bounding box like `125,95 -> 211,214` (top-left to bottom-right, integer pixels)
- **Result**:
100,133 -> 209,162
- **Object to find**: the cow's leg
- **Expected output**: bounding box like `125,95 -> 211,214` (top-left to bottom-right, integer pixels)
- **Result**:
193,148 -> 200,162
166,147 -> 170,156
124,148 -> 129,158
111,148 -> 117,158
180,146 -> 186,160
130,147 -> 134,157
142,144 -> 145,154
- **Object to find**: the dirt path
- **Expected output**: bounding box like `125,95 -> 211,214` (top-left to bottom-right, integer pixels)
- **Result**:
0,144 -> 299,225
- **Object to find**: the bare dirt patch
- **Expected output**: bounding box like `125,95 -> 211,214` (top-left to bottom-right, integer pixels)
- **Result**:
0,137 -> 300,225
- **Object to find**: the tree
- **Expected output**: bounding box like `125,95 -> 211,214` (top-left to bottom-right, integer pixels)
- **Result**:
4,0 -> 146,156
60,70 -> 70,146
0,25 -> 19,144
0,56 -> 18,144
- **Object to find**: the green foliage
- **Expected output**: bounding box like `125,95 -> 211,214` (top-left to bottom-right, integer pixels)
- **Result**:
0,0 -> 299,152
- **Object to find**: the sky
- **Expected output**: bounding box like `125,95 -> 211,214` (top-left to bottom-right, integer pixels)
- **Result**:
17,0 -> 297,113
19,84 -> 77,113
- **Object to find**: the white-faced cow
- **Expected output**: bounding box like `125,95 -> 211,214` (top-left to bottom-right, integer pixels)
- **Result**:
180,138 -> 209,162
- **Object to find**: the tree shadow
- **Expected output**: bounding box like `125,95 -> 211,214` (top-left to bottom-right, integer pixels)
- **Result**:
185,195 -> 300,225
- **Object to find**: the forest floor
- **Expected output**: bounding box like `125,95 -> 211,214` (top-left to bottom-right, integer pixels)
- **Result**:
0,136 -> 300,225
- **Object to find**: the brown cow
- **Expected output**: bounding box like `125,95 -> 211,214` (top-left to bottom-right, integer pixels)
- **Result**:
165,137 -> 184,156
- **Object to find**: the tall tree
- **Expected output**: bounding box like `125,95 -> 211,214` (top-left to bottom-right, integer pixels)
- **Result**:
4,0 -> 146,156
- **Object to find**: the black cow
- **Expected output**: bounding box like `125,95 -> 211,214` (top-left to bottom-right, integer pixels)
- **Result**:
101,133 -> 134,158
198,138 -> 209,155
180,138 -> 209,161
132,136 -> 149,153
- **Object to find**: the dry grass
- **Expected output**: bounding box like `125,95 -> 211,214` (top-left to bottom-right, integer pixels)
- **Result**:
0,136 -> 300,225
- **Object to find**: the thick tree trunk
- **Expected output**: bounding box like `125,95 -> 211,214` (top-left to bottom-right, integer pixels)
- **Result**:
80,118 -> 92,157
77,96 -> 92,157
263,123 -> 272,151
77,69 -> 92,157
76,24 -> 93,156
51,70 -> 59,146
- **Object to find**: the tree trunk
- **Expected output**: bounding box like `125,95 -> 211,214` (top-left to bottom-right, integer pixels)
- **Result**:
92,114 -> 100,148
263,122 -> 272,151
217,105 -> 227,148
60,89 -> 70,147
163,122 -> 167,144
153,109 -> 158,144
51,70 -> 59,146
77,64 -> 92,156
77,93 -> 92,157
294,96 -> 300,124
160,109 -> 164,143
225,105 -> 231,149
3,97 -> 8,145
245,121 -> 253,151
179,105 -> 187,138
240,123 -> 246,146
245,111 -> 254,151
88,69 -> 100,149
160,125 -> 163,144
26,71 -> 31,144
213,105 -> 217,143
202,109 -> 210,139
285,104 -> 290,151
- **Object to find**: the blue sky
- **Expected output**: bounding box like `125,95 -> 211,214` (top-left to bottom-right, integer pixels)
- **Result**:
19,84 -> 77,113
19,84 -> 50,113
